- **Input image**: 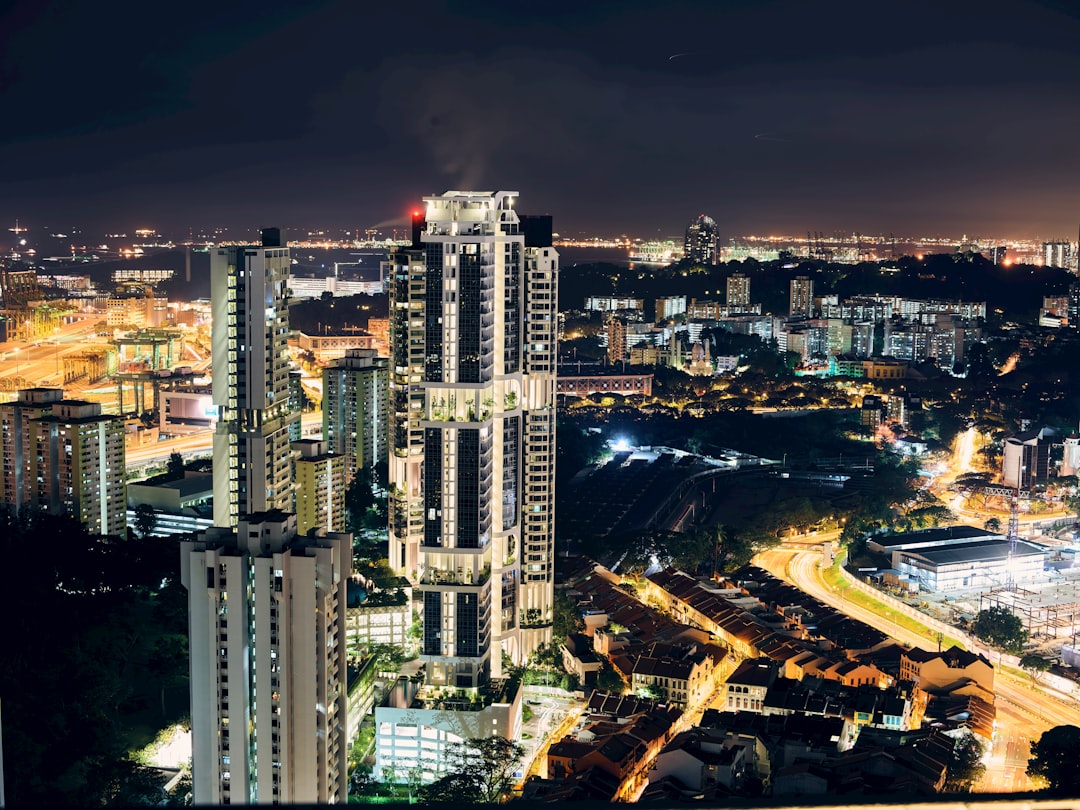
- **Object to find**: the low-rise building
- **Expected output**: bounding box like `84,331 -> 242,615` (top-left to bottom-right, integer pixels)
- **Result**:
617,641 -> 729,708
374,676 -> 522,783
720,659 -> 779,713
648,727 -> 755,795
899,645 -> 994,697
127,472 -> 214,536
562,633 -> 603,687
347,575 -> 413,651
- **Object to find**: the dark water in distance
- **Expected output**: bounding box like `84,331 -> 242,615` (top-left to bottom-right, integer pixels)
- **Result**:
557,246 -> 634,266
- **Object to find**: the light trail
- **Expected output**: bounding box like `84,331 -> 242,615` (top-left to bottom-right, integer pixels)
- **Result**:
755,548 -> 1080,793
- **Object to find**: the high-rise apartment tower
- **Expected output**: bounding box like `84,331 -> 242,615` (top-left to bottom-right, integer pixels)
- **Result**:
3,395 -> 126,535
292,439 -> 346,535
790,275 -> 815,318
726,272 -> 750,310
388,191 -> 558,687
322,348 -> 388,482
211,228 -> 298,528
1,387 -> 63,515
181,511 -> 351,804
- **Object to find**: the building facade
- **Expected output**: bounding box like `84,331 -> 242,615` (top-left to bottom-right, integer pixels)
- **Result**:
387,191 -> 557,688
292,439 -> 346,535
789,276 -> 814,318
28,399 -> 126,535
211,228 -> 298,527
655,295 -> 687,321
726,273 -> 750,310
606,317 -> 628,364
322,349 -> 388,483
684,214 -> 719,264
1002,428 -> 1053,489
1,387 -> 64,514
181,512 -> 351,804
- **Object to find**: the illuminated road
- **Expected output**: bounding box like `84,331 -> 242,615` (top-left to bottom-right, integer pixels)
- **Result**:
952,426 -> 977,483
998,352 -> 1021,376
126,431 -> 213,467
755,548 -> 1080,792
926,426 -> 1068,532
0,322 -> 105,388
124,411 -> 324,468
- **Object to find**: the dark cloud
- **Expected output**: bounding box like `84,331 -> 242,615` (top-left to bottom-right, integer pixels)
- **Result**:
1,0 -> 1079,238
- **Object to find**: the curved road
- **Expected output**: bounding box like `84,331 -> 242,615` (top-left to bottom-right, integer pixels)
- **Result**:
756,548 -> 1080,792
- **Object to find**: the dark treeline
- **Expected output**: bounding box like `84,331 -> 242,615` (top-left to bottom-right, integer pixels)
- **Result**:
0,510 -> 189,807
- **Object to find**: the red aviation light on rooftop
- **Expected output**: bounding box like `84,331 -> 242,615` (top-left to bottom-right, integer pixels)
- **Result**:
410,208 -> 426,247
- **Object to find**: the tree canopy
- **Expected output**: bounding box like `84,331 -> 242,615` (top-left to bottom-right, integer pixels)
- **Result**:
1019,653 -> 1052,683
418,737 -> 524,804
1028,725 -> 1080,795
972,606 -> 1028,654
944,731 -> 986,792
0,508 -> 188,806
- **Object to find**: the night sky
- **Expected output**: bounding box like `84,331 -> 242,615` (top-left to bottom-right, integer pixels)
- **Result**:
3,0 -> 1080,240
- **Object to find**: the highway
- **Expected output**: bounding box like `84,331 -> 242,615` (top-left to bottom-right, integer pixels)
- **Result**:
0,316 -> 104,388
126,430 -> 214,468
125,411 -> 325,469
755,547 -> 1080,793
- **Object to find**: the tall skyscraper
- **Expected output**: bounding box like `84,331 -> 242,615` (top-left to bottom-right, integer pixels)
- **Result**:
181,511 -> 351,804
21,398 -> 126,535
211,228 -> 298,528
790,275 -> 814,318
1,387 -> 63,515
376,190 -> 555,782
684,214 -> 719,264
322,348 -> 388,483
726,272 -> 750,310
388,191 -> 557,685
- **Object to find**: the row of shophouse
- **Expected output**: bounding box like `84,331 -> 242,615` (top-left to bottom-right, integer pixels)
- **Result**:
530,559 -> 995,801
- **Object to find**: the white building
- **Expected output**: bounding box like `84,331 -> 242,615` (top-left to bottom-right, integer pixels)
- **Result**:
373,678 -> 522,783
868,527 -> 1048,592
584,295 -> 643,312
160,388 -> 217,435
181,511 -> 351,804
211,228 -> 298,528
388,192 -> 557,683
348,593 -> 413,651
655,296 -> 687,321
380,191 -> 555,779
288,276 -> 384,300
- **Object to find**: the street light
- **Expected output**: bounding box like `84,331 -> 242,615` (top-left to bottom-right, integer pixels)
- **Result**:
54,327 -> 61,376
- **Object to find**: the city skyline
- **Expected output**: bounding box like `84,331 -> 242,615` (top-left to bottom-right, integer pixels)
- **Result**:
4,0 -> 1080,238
